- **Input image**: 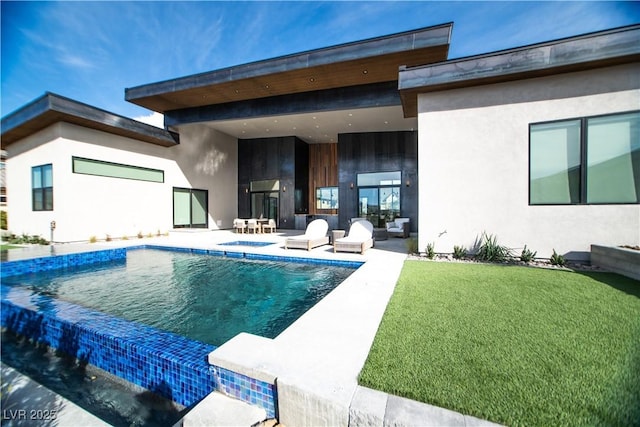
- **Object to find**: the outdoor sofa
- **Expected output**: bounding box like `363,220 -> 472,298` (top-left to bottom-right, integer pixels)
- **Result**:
386,217 -> 410,238
285,219 -> 329,251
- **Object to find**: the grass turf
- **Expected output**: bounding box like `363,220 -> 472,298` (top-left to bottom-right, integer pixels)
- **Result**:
358,261 -> 640,426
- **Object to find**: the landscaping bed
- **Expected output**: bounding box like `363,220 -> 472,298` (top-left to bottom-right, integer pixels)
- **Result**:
359,261 -> 640,426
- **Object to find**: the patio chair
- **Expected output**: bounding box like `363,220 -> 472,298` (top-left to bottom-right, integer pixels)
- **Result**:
386,217 -> 410,238
246,218 -> 261,234
262,218 -> 276,233
334,220 -> 374,254
285,219 -> 329,250
233,218 -> 246,234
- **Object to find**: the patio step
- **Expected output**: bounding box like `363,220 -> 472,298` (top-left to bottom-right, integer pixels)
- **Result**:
181,391 -> 268,427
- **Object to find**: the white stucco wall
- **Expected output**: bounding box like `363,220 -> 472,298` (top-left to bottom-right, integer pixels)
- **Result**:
417,63 -> 640,260
6,122 -> 237,242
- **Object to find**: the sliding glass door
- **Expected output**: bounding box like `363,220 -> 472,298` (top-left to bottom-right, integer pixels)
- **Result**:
357,171 -> 401,227
173,188 -> 208,228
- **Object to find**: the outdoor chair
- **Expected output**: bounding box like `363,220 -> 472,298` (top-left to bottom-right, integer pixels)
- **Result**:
262,219 -> 277,233
386,217 -> 410,238
334,220 -> 374,254
233,218 -> 246,234
246,219 -> 261,234
285,219 -> 329,250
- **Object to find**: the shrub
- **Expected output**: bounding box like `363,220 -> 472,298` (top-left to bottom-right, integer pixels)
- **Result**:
0,211 -> 7,230
453,245 -> 467,259
8,234 -> 49,245
105,234 -> 112,242
550,249 -> 566,266
475,232 -> 512,262
122,235 -> 129,241
425,242 -> 435,259
137,231 -> 144,239
89,236 -> 97,243
406,237 -> 419,254
520,245 -> 537,263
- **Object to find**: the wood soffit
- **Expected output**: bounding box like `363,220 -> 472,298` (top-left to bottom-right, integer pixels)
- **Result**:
128,46 -> 449,113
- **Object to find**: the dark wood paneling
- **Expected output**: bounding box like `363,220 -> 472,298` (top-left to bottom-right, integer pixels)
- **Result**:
309,143 -> 338,215
338,131 -> 418,231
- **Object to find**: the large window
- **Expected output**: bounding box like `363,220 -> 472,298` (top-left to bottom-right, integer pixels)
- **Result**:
357,171 -> 401,227
173,188 -> 208,228
316,187 -> 338,210
32,164 -> 53,211
73,157 -> 164,183
530,111 -> 639,205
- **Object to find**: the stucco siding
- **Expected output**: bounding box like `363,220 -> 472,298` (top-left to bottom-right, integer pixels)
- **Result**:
6,122 -> 238,242
417,63 -> 640,260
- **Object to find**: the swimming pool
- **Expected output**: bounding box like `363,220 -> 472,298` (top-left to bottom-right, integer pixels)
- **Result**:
1,248 -> 357,346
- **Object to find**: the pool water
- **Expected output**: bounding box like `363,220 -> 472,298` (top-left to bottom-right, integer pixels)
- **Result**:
1,331 -> 185,427
2,249 -> 356,346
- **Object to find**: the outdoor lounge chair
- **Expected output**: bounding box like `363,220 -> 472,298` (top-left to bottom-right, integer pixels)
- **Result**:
334,220 -> 374,254
285,219 -> 329,250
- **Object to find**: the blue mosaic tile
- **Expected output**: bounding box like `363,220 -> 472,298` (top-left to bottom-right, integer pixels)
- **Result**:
1,284 -> 216,408
212,365 -> 277,419
0,248 -> 127,279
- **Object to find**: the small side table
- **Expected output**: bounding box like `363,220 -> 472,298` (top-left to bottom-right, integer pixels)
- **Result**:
331,230 -> 346,245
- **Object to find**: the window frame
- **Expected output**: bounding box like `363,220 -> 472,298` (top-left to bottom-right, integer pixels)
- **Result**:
529,110 -> 639,206
32,164 -> 53,211
315,186 -> 339,210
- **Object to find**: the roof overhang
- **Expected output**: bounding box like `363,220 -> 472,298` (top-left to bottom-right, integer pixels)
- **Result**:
399,24 -> 640,117
125,23 -> 452,113
1,93 -> 179,148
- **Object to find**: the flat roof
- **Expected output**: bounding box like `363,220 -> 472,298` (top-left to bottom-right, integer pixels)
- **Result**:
399,24 -> 640,117
1,93 -> 179,148
125,23 -> 452,113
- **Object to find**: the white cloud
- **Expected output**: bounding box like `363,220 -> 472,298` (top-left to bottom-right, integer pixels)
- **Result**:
134,112 -> 164,128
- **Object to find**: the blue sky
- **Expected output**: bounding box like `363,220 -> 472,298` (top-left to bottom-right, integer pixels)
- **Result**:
2,1 -> 639,124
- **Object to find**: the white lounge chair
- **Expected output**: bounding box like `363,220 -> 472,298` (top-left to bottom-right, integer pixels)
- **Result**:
334,220 -> 374,254
285,219 -> 329,251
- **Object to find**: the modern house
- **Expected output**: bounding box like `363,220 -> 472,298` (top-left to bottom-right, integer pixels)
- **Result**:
2,23 -> 638,260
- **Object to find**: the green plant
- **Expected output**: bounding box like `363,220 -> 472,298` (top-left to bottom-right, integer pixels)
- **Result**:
475,232 -> 512,262
453,245 -> 467,259
520,245 -> 537,263
0,211 -> 7,230
89,236 -> 97,243
425,242 -> 435,259
122,235 -> 129,241
156,229 -> 161,237
406,237 -> 418,254
7,233 -> 49,245
550,249 -> 566,266
147,232 -> 153,238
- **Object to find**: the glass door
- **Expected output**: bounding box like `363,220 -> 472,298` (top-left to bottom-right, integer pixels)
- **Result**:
358,188 -> 379,226
251,191 -> 279,224
173,188 -> 208,228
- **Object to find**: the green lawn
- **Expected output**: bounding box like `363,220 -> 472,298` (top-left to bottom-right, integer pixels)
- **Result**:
359,261 -> 640,427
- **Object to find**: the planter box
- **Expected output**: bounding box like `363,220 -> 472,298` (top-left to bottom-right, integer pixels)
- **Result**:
591,245 -> 640,281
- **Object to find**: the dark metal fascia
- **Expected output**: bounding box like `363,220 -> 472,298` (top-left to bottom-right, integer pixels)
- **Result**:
164,82 -> 401,127
398,24 -> 640,92
1,93 -> 179,147
125,23 -> 453,102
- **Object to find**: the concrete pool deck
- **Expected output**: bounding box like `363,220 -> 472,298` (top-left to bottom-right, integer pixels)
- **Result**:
1,230 -> 500,426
